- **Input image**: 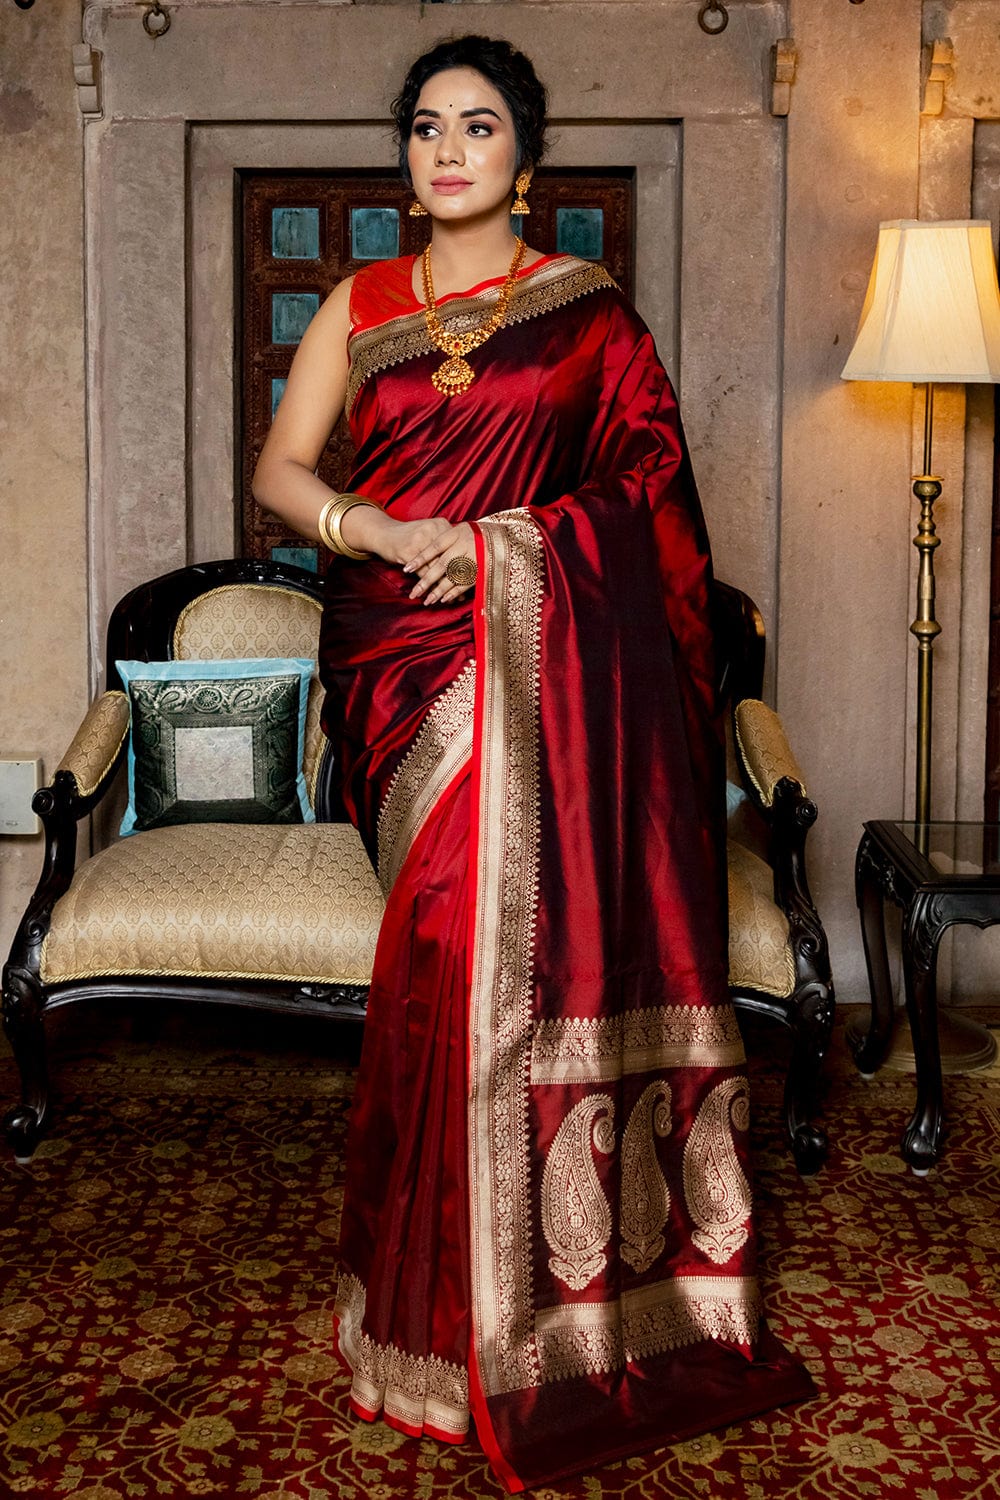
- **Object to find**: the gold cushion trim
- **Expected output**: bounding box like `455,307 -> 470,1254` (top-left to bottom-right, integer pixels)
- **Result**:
173,584 -> 324,805
41,822 -> 382,987
726,839 -> 795,998
734,699 -> 807,809
56,692 -> 130,799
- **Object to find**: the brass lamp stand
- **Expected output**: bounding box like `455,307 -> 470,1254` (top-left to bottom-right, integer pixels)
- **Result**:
842,220 -> 1000,1074
910,386 -> 941,842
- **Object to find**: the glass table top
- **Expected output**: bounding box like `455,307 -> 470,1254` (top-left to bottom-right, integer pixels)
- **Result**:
890,821 -> 1000,879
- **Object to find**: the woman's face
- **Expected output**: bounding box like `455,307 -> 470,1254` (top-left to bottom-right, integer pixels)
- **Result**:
407,66 -> 521,224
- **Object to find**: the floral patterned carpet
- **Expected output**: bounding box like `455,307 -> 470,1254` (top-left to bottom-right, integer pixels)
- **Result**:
0,1006 -> 998,1500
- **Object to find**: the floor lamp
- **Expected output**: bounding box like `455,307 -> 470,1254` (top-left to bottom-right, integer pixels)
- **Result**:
842,219 -> 1000,1070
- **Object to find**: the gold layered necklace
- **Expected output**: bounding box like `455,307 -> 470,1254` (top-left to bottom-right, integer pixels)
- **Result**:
421,237 -> 527,397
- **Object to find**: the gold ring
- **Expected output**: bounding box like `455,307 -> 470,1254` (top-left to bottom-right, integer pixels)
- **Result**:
445,555 -> 477,589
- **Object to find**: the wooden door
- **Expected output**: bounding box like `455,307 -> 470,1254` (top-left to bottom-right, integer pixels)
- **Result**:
239,168 -> 634,571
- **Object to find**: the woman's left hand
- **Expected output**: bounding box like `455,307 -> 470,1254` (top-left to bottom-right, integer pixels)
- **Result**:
402,521 -> 478,606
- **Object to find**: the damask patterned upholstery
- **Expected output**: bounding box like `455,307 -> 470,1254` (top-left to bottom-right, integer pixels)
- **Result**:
174,585 -> 325,804
734,699 -> 807,809
41,822 -> 383,987
725,839 -> 796,999
56,691 -> 130,799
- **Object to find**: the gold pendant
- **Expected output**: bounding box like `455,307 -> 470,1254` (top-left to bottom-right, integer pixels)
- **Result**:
432,354 -> 475,397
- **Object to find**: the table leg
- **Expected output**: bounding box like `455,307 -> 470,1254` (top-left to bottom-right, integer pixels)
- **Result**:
852,831 -> 896,1076
900,894 -> 947,1174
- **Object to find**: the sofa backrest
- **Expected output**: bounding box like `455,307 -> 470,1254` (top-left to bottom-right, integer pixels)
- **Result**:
173,582 -> 325,809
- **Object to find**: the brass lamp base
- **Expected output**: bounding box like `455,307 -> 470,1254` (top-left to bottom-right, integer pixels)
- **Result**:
846,1006 -> 998,1075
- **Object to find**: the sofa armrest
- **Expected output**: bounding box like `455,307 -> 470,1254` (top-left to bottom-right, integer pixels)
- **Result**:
4,694 -> 131,985
734,699 -> 807,810
56,690 -> 130,802
732,699 -> 831,1011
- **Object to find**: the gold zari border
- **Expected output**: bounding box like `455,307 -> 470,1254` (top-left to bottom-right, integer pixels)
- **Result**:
376,661 -> 476,896
534,1276 -> 761,1385
468,510 -> 545,1397
347,258 -> 617,414
335,1273 -> 469,1437
530,1003 -> 746,1084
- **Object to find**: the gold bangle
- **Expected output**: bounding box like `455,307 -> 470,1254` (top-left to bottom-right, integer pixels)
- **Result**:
317,493 -> 379,560
330,495 -> 375,560
317,496 -> 343,552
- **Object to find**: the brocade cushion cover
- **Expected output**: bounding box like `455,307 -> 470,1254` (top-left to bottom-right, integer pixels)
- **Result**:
40,822 -> 383,986
117,658 -> 315,835
173,584 -> 326,803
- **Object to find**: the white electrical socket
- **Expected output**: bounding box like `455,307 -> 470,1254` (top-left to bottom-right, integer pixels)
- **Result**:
0,759 -> 43,836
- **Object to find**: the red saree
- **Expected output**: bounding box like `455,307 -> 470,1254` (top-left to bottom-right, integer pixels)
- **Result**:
321,252 -> 814,1491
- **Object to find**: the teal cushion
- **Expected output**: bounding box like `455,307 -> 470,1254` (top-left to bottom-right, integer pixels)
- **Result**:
726,779 -> 748,819
116,658 -> 315,836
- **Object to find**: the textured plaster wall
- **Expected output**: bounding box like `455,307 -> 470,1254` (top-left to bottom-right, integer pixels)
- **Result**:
1,0 -> 999,1011
779,0 -> 920,995
0,0 -> 89,957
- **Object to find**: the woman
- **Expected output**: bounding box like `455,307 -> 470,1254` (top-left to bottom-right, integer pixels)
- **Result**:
253,35 -> 813,1493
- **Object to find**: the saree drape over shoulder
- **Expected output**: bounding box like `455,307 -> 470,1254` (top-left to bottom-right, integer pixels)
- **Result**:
321,253 -> 814,1492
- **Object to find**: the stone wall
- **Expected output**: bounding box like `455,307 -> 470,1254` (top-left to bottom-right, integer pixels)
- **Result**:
0,0 -> 89,957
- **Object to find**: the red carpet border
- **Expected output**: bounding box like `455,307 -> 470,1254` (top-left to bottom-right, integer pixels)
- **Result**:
0,1014 -> 998,1499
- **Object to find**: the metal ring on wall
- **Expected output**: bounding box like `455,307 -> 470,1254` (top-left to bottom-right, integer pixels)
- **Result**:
140,1 -> 171,38
698,1 -> 729,35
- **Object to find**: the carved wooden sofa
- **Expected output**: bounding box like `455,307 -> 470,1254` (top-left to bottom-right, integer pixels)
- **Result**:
2,560 -> 833,1172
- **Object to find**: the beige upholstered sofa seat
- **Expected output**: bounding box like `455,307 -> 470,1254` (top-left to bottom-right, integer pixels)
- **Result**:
41,823 -> 383,988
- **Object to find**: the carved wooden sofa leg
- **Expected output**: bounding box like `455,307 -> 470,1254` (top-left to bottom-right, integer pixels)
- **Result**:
2,966 -> 51,1163
783,981 -> 835,1174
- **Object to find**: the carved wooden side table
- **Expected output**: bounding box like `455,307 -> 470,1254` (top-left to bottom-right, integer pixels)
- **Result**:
852,820 -> 1000,1174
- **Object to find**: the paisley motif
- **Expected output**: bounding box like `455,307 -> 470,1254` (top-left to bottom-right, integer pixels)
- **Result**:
683,1077 -> 752,1266
620,1081 -> 673,1274
541,1095 -> 615,1291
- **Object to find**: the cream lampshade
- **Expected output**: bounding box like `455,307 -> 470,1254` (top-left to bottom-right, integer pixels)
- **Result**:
842,219 -> 1000,383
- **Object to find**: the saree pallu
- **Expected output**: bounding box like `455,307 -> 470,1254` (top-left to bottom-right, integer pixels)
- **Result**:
322,254 -> 814,1492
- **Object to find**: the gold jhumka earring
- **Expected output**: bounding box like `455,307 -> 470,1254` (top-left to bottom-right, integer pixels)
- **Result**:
408,199 -> 429,217
511,172 -> 531,216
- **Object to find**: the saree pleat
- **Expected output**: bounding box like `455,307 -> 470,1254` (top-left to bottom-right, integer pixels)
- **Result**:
323,253 -> 815,1492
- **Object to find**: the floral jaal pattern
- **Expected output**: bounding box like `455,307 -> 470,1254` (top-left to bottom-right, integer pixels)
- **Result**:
1,1015 -> 998,1500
